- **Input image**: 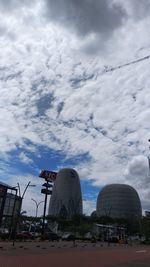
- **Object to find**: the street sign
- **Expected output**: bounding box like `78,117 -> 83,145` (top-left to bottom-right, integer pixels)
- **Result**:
41,188 -> 52,195
42,183 -> 53,188
39,170 -> 57,182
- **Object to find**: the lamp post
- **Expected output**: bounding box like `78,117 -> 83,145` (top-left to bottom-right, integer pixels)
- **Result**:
31,199 -> 44,218
17,181 -> 36,212
16,182 -> 36,232
17,181 -> 36,198
11,182 -> 36,245
31,199 -> 44,233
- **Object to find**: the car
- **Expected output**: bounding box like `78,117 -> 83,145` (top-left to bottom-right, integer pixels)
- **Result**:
61,233 -> 75,241
107,236 -> 119,243
16,231 -> 34,240
43,232 -> 60,241
0,231 -> 9,240
83,232 -> 93,241
31,232 -> 41,238
0,228 -> 9,234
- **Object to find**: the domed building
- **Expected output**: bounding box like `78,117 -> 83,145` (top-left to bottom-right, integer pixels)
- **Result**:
96,184 -> 142,219
91,210 -> 97,217
48,168 -> 82,219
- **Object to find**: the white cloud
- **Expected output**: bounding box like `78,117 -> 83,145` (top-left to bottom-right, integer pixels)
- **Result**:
0,0 -> 150,215
18,152 -> 33,164
124,155 -> 150,211
83,200 -> 96,216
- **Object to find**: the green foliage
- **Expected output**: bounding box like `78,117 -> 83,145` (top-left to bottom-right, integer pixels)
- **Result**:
141,216 -> 150,238
46,213 -> 93,235
77,223 -> 92,237
45,213 -> 150,238
59,205 -> 68,220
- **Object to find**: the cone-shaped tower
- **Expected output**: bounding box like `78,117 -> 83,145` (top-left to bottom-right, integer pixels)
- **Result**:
48,168 -> 82,219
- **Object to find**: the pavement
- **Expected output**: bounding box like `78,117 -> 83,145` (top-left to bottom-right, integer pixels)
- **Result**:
0,241 -> 150,267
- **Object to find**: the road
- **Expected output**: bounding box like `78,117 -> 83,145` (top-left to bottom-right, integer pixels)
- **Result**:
0,241 -> 150,267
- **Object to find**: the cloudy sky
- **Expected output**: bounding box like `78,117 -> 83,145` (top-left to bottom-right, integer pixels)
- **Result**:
0,0 -> 150,216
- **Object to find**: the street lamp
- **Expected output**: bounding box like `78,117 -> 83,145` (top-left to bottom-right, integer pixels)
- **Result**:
16,181 -> 36,214
17,181 -> 36,199
31,199 -> 44,233
11,182 -> 36,245
31,199 -> 44,218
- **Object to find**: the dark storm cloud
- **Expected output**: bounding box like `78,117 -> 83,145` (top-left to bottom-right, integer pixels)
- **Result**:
0,0 -> 34,11
45,0 -> 127,38
130,0 -> 150,19
117,0 -> 150,20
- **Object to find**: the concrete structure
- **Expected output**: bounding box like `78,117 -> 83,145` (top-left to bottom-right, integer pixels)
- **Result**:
2,193 -> 22,230
0,181 -> 22,228
96,184 -> 142,219
3,193 -> 21,217
48,168 -> 82,218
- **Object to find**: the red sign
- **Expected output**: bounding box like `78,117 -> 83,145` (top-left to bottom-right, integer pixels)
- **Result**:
39,170 -> 57,182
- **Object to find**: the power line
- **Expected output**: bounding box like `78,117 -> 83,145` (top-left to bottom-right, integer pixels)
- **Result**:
101,54 -> 150,75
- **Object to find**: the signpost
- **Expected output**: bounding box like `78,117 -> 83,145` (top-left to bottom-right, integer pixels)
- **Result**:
39,170 -> 57,235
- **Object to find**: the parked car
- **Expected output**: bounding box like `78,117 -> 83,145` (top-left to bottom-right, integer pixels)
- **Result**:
0,228 -> 9,234
43,232 -> 60,241
107,236 -> 119,243
83,232 -> 93,241
61,233 -> 75,241
16,231 -> 34,240
31,232 -> 41,238
0,229 -> 9,240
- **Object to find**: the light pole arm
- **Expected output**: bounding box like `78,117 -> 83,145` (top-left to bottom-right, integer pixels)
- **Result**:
31,199 -> 44,218
31,198 -> 38,208
31,198 -> 38,218
22,181 -> 31,199
37,201 -> 44,208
